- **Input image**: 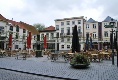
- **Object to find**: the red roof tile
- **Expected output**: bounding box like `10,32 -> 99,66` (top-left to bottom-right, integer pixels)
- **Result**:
0,14 -> 7,21
0,14 -> 39,35
44,25 -> 55,30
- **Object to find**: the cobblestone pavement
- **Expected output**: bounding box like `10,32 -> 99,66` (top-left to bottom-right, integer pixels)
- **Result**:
0,55 -> 118,80
0,69 -> 63,80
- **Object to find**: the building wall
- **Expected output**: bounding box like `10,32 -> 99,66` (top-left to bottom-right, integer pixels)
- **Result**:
0,21 -> 36,50
55,16 -> 84,51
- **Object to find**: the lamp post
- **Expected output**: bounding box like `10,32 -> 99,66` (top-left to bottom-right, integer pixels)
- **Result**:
116,28 -> 118,67
104,19 -> 116,65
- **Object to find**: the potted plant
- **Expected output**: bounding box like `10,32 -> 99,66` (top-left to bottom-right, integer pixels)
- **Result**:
70,54 -> 90,68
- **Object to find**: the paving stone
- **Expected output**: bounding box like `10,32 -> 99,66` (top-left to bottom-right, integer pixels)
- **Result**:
0,55 -> 118,80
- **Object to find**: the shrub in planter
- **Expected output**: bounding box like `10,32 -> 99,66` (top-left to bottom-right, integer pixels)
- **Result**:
70,54 -> 90,68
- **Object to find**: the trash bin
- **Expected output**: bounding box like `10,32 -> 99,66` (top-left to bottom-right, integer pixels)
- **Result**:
35,50 -> 43,57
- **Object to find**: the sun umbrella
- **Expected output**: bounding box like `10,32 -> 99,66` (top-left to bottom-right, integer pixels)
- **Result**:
114,34 -> 117,49
26,35 -> 29,48
72,25 -> 80,53
110,33 -> 113,49
90,37 -> 92,49
85,33 -> 89,50
28,32 -> 31,48
9,33 -> 12,49
43,35 -> 47,49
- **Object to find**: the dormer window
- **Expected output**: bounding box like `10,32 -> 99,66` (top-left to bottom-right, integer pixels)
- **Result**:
16,25 -> 19,32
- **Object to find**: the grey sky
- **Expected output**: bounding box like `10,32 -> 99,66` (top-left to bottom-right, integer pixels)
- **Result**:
0,0 -> 118,27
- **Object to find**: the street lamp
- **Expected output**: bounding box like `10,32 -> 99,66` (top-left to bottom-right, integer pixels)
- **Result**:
116,28 -> 118,67
104,19 -> 116,65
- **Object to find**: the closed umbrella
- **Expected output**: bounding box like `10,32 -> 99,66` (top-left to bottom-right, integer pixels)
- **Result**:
26,35 -> 29,48
90,37 -> 92,49
72,25 -> 80,53
85,33 -> 89,50
9,33 -> 12,49
110,33 -> 113,49
28,32 -> 31,48
114,34 -> 117,50
43,35 -> 47,49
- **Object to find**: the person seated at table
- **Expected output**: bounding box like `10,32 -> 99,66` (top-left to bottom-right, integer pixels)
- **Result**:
15,48 -> 22,59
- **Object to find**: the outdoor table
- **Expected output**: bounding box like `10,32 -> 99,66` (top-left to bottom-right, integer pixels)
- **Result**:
68,53 -> 74,55
0,50 -> 6,57
21,52 -> 27,60
102,52 -> 111,60
91,54 -> 98,62
51,53 -> 58,61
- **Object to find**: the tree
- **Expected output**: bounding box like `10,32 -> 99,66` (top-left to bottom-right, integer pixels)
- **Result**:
33,23 -> 46,31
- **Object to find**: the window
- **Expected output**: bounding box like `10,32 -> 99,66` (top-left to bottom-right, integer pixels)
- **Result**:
41,34 -> 44,40
86,24 -> 89,29
56,25 -> 59,30
61,38 -> 64,42
104,31 -> 108,37
67,38 -> 70,42
34,36 -> 36,40
104,23 -> 107,27
10,26 -> 13,31
72,27 -> 74,32
67,45 -> 70,48
61,45 -> 64,48
78,26 -> 81,33
23,34 -> 25,39
23,29 -> 26,33
16,33 -> 19,39
15,45 -> 18,49
66,21 -> 70,25
50,33 -> 54,39
16,25 -> 19,32
0,26 -> 4,30
93,32 -> 96,38
61,22 -> 64,26
56,33 -> 59,38
72,21 -> 75,25
78,20 -> 81,24
46,33 -> 49,40
93,24 -> 96,28
61,28 -> 64,33
67,27 -> 70,35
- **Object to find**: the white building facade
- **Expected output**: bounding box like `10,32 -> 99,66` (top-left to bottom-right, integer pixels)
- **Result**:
55,16 -> 85,51
0,14 -> 39,50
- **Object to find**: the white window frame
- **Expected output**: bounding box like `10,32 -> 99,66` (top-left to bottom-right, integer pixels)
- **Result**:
93,32 -> 97,38
104,31 -> 108,37
61,45 -> 64,48
86,24 -> 89,29
93,24 -> 96,28
67,45 -> 70,48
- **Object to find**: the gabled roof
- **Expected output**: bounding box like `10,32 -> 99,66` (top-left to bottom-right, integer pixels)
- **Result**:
40,25 -> 56,32
0,14 -> 39,35
44,26 -> 55,30
103,16 -> 116,22
7,19 -> 19,26
87,18 -> 97,23
0,14 -> 7,21
18,21 -> 39,35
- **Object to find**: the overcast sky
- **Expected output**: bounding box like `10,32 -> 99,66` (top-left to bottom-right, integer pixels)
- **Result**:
0,0 -> 118,27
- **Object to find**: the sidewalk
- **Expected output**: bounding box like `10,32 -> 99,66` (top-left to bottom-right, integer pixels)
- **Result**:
0,55 -> 118,80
